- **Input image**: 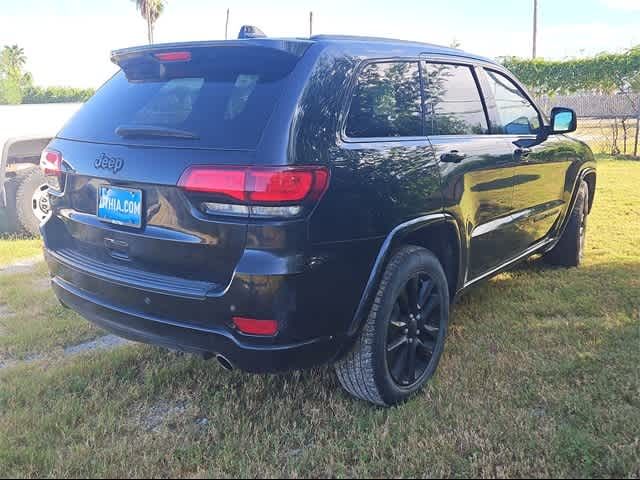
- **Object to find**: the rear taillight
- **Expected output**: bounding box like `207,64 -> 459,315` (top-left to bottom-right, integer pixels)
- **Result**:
248,169 -> 325,203
178,166 -> 329,218
39,149 -> 63,191
178,168 -> 246,201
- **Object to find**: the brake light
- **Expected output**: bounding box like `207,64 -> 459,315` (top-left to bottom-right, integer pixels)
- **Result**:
179,168 -> 245,201
40,149 -> 63,190
154,51 -> 192,62
248,169 -> 322,203
232,317 -> 279,336
178,166 -> 329,217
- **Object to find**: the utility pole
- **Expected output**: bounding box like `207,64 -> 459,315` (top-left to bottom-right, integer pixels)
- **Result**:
532,0 -> 538,59
225,8 -> 230,40
309,11 -> 313,37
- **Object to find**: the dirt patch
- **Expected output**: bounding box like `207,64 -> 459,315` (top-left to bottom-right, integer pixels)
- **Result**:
0,303 -> 14,318
1,335 -> 131,371
133,400 -> 213,433
0,256 -> 43,275
138,400 -> 191,432
33,277 -> 52,292
63,335 -> 131,356
0,353 -> 44,371
0,304 -> 14,337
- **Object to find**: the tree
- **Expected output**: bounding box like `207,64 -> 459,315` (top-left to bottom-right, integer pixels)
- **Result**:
1,45 -> 26,76
627,46 -> 640,93
132,0 -> 166,44
0,45 -> 29,105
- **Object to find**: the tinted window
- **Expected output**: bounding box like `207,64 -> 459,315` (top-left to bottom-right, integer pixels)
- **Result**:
58,47 -> 299,150
485,70 -> 541,135
423,63 -> 488,136
346,62 -> 422,138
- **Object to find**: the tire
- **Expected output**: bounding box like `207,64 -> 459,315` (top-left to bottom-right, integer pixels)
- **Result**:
545,180 -> 589,267
335,245 -> 450,407
9,167 -> 49,237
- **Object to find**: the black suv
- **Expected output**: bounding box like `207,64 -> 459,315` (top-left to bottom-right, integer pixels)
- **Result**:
41,35 -> 596,406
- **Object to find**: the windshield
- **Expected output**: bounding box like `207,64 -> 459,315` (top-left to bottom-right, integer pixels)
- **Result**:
58,46 -> 300,150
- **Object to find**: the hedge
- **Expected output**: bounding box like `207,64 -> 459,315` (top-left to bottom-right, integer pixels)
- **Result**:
21,86 -> 95,104
501,47 -> 640,95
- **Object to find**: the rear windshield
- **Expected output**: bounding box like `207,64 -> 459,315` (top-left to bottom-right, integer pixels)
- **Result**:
58,47 -> 300,150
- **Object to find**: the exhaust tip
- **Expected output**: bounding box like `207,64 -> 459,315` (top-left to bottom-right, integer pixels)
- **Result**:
215,354 -> 234,371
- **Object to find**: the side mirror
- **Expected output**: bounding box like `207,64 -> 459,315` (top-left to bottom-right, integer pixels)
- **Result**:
549,107 -> 577,134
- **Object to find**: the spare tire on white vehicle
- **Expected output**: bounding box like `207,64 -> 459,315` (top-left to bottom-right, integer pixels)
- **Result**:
5,166 -> 49,237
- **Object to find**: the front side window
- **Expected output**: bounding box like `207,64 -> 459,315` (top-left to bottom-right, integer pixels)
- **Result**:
345,61 -> 422,138
423,63 -> 488,136
485,70 -> 541,135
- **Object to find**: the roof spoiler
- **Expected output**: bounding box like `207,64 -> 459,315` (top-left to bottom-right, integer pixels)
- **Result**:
111,39 -> 312,67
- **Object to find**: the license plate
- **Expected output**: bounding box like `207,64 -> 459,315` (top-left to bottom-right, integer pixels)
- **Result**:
97,186 -> 143,228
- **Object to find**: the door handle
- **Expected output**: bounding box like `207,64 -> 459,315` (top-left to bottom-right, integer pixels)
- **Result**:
514,148 -> 532,161
440,150 -> 467,163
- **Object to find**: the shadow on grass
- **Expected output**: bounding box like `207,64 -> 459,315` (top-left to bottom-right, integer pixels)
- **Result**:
456,254 -> 639,317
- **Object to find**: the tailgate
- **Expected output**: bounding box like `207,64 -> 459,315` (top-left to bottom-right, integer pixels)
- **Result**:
45,139 -> 253,288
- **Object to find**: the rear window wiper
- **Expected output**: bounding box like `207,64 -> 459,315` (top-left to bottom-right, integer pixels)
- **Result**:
115,125 -> 199,140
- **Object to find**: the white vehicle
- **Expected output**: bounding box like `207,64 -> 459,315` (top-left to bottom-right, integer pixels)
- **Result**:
0,103 -> 81,235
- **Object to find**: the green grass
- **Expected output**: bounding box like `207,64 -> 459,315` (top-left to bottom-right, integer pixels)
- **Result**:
0,237 -> 42,267
0,263 -> 101,362
0,159 -> 638,478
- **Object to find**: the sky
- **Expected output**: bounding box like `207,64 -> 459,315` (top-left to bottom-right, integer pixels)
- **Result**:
0,0 -> 639,88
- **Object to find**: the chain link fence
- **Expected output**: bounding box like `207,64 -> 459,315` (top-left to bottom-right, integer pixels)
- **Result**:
536,93 -> 640,158
575,117 -> 639,157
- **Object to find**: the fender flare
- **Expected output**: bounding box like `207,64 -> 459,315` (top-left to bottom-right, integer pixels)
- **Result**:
544,166 -> 597,253
346,212 -> 464,337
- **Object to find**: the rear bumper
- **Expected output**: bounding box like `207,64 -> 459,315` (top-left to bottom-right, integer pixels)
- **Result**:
42,197 -> 383,372
51,271 -> 344,373
43,237 -> 380,373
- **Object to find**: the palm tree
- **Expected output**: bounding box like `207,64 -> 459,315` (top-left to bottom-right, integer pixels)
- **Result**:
1,45 -> 26,76
132,0 -> 166,44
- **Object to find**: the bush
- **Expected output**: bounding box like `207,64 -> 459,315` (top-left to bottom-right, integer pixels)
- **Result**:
0,76 -> 23,104
501,47 -> 640,95
22,86 -> 95,104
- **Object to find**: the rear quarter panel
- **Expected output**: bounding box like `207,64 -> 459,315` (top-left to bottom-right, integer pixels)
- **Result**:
289,47 -> 444,337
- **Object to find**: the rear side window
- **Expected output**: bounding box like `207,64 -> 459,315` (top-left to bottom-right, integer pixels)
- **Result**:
484,69 -> 541,135
345,61 -> 422,138
423,63 -> 488,136
58,47 -> 299,150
